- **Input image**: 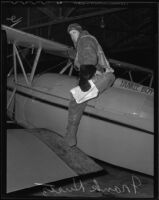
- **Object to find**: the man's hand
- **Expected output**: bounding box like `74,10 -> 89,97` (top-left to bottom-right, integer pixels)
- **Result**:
74,65 -> 80,71
79,65 -> 96,91
67,47 -> 76,60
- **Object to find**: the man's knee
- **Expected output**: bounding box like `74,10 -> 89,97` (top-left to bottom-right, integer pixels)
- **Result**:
107,72 -> 115,86
95,72 -> 115,94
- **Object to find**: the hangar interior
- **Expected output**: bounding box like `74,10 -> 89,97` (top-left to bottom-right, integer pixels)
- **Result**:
2,2 -> 156,86
2,2 -> 157,199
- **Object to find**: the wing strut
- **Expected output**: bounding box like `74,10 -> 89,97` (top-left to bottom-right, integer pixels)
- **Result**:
60,59 -> 72,75
7,44 -> 17,110
13,44 -> 42,86
7,44 -> 42,109
14,44 -> 30,85
7,87 -> 16,109
30,47 -> 42,83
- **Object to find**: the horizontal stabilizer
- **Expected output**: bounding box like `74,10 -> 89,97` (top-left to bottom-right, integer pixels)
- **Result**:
29,128 -> 103,175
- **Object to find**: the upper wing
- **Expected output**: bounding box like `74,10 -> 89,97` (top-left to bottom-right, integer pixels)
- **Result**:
109,58 -> 153,74
2,24 -> 70,58
2,24 -> 153,81
109,58 -> 153,87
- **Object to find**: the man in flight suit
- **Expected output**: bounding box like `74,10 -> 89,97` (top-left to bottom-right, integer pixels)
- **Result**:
65,23 -> 115,147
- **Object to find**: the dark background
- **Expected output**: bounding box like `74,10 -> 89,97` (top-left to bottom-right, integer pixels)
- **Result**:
1,2 -> 158,87
2,2 -> 157,67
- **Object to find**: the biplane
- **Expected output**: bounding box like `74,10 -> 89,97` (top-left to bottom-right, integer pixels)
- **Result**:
2,24 -> 154,192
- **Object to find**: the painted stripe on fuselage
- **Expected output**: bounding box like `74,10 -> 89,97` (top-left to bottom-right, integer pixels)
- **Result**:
7,87 -> 153,135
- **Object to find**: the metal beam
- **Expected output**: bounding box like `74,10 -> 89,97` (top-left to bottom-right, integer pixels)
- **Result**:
109,58 -> 153,74
20,8 -> 127,31
69,65 -> 73,76
27,8 -> 30,27
13,44 -> 17,83
59,7 -> 62,18
64,8 -> 76,17
113,13 -> 133,30
60,60 -> 72,74
149,75 -> 153,88
37,7 -> 56,20
136,17 -> 151,31
30,47 -> 42,84
14,45 -> 30,85
128,71 -> 133,82
7,68 -> 14,77
7,87 -> 16,110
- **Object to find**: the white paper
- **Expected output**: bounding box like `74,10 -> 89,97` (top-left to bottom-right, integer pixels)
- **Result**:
70,80 -> 99,104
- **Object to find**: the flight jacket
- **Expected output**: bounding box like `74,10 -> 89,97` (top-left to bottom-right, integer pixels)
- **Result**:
68,30 -> 114,73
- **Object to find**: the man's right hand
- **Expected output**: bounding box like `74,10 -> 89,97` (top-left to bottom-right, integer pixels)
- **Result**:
74,65 -> 80,71
68,47 -> 76,60
79,64 -> 96,91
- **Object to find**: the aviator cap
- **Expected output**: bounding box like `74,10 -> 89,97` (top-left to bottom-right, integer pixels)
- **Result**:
67,23 -> 83,33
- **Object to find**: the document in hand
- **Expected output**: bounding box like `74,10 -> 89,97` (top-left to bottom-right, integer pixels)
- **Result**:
70,80 -> 99,104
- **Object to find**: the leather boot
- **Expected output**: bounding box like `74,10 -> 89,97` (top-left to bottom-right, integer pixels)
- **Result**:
64,96 -> 87,147
64,124 -> 78,147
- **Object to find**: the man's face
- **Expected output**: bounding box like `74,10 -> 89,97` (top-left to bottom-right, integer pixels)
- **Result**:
69,29 -> 80,43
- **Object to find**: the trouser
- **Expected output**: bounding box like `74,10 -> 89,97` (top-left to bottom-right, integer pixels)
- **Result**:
66,72 -> 115,139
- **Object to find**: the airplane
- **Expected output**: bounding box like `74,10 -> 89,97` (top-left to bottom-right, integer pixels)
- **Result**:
2,24 -> 154,192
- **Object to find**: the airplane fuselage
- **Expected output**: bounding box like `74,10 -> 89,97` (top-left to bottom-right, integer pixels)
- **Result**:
7,73 -> 154,175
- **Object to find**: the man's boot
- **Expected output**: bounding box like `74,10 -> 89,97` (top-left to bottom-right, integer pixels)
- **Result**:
64,124 -> 78,147
64,97 -> 87,147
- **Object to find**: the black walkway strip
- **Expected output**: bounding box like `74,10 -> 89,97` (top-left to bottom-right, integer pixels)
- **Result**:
31,128 -> 103,174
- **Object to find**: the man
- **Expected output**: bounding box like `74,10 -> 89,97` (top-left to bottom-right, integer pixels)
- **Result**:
65,23 -> 115,147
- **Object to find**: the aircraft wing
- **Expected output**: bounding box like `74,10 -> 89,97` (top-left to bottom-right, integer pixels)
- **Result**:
7,129 -> 77,193
2,25 -> 153,74
2,24 -> 70,58
109,58 -> 153,74
7,128 -> 102,193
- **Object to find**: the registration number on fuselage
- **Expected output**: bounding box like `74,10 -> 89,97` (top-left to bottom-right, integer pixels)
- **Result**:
119,80 -> 154,96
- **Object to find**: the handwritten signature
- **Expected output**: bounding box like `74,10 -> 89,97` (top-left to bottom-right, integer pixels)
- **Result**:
35,175 -> 142,196
6,15 -> 22,27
